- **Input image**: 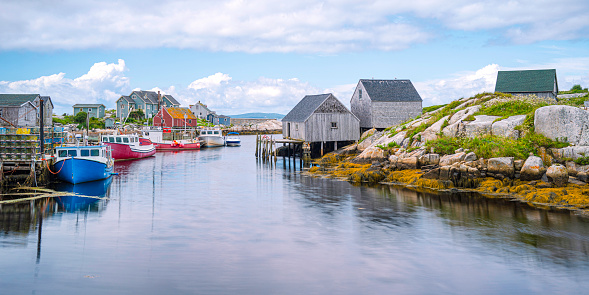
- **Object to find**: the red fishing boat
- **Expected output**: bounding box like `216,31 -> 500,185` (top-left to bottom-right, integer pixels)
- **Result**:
142,128 -> 201,151
101,134 -> 156,160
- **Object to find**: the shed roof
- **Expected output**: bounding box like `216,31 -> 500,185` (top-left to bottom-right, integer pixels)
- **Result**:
163,94 -> 180,105
360,79 -> 422,102
0,94 -> 40,106
132,90 -> 159,104
73,104 -> 105,108
495,69 -> 557,93
282,94 -> 332,123
165,107 -> 197,119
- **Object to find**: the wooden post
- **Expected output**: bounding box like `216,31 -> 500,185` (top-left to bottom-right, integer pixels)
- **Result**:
335,141 -> 338,150
273,140 -> 277,164
321,142 -> 324,157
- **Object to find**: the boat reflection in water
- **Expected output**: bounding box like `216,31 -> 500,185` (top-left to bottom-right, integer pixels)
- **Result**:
52,177 -> 113,212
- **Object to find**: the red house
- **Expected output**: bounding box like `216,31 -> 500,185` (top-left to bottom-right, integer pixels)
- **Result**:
153,107 -> 198,128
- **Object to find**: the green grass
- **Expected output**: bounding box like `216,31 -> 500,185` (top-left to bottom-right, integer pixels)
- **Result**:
574,156 -> 589,166
558,93 -> 589,107
425,133 -> 569,160
422,104 -> 446,114
477,99 -> 549,117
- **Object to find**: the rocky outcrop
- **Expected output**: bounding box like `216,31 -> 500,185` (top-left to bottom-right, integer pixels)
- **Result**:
358,130 -> 384,151
546,164 -> 569,187
492,115 -> 526,139
442,105 -> 481,137
418,153 -> 440,166
353,146 -> 386,163
552,146 -> 589,161
439,152 -> 466,166
462,115 -> 500,138
421,115 -> 450,143
520,156 -> 546,181
535,105 -> 589,146
487,157 -> 515,178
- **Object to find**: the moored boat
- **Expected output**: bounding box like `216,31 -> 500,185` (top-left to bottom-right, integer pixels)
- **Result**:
200,127 -> 225,147
101,134 -> 156,160
225,132 -> 241,146
53,145 -> 114,184
143,128 -> 201,151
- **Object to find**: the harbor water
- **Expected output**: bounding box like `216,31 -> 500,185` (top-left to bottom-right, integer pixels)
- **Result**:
1,135 -> 589,294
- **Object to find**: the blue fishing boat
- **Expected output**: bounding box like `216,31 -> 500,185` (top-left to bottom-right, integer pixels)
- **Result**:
53,145 -> 114,184
54,177 -> 112,212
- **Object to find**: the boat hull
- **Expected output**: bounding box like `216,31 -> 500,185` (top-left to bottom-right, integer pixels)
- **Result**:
105,142 -> 156,160
153,141 -> 201,151
202,136 -> 225,147
54,158 -> 113,184
225,140 -> 241,146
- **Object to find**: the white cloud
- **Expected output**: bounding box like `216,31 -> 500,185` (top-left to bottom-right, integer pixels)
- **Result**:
179,75 -> 322,115
0,0 -> 586,52
414,64 -> 499,106
0,60 -> 129,115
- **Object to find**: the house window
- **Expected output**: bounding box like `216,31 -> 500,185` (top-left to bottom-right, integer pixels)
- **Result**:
88,108 -> 92,112
295,124 -> 299,131
188,119 -> 192,124
359,89 -> 362,99
331,122 -> 338,129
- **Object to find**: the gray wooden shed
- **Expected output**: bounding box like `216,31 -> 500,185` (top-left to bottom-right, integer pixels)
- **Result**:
282,93 -> 360,146
350,79 -> 422,130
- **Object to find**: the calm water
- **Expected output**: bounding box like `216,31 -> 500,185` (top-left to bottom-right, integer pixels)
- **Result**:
2,135 -> 589,294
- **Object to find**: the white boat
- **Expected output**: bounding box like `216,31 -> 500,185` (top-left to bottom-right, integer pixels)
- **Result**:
225,132 -> 241,146
199,127 -> 225,147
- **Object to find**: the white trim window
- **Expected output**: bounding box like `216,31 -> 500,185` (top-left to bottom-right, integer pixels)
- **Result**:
331,122 -> 338,129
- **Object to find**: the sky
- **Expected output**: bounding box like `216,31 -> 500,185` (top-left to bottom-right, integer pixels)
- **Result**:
0,0 -> 588,116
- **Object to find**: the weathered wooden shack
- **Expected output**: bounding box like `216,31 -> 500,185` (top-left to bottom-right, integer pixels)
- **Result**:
495,69 -> 558,100
0,94 -> 53,127
282,93 -> 359,155
350,79 -> 422,131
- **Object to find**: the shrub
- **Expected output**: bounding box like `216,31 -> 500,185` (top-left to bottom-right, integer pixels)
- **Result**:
422,104 -> 446,114
574,156 -> 589,166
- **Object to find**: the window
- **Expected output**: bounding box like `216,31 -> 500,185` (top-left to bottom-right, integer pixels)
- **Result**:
58,150 -> 67,157
116,137 -> 122,143
91,149 -> 100,156
68,150 -> 77,157
295,124 -> 299,131
88,108 -> 92,112
109,137 -> 115,143
331,122 -> 338,129
359,89 -> 362,99
123,137 -> 129,143
188,119 -> 192,124
103,137 -> 108,142
81,150 -> 90,157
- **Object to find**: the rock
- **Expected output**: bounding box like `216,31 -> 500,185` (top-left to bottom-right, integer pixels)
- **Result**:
398,157 -> 419,170
577,172 -> 588,183
520,156 -> 546,181
535,105 -> 589,146
353,146 -> 386,163
566,161 -> 579,176
421,115 -> 450,143
418,153 -> 440,166
422,168 -> 440,179
442,105 -> 482,137
464,152 -> 477,162
488,157 -> 515,178
357,130 -> 384,151
514,159 -> 524,172
492,115 -> 526,139
439,152 -> 466,166
569,176 -> 586,186
439,166 -> 452,180
552,146 -> 589,161
455,148 -> 464,153
546,164 -> 569,187
388,155 -> 399,168
538,147 -> 553,167
462,115 -> 500,138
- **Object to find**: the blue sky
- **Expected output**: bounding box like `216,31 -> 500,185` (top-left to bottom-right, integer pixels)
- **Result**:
0,0 -> 588,115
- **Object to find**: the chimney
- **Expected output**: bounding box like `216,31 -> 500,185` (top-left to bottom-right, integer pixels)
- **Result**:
157,91 -> 162,111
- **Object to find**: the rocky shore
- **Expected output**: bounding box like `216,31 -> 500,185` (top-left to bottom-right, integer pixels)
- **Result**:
306,93 -> 589,214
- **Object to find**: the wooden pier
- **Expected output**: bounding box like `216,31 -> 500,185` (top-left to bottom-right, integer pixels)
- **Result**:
255,135 -> 307,169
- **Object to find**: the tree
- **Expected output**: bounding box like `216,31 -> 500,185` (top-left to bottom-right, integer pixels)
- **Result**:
74,111 -> 88,123
571,84 -> 583,92
129,109 -> 145,120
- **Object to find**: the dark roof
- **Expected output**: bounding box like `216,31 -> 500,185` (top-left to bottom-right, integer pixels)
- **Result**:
360,79 -> 422,102
282,94 -> 332,122
132,90 -> 159,104
495,69 -> 557,93
163,94 -> 180,105
0,94 -> 40,106
118,96 -> 134,103
40,96 -> 53,108
218,115 -> 230,118
73,104 -> 105,108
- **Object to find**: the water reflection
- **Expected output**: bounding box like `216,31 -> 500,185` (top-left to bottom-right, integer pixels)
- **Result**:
53,177 -> 112,212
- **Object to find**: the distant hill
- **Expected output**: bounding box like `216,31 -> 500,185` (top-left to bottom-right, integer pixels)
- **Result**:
229,113 -> 284,119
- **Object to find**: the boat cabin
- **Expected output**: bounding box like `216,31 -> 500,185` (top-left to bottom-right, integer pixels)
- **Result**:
55,146 -> 110,160
200,128 -> 222,137
101,134 -> 140,145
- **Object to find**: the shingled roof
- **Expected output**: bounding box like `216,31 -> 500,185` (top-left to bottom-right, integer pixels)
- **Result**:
282,94 -> 332,123
118,95 -> 134,103
495,69 -> 558,93
132,90 -> 159,104
165,107 -> 196,119
0,94 -> 40,106
360,79 -> 422,102
163,94 -> 180,105
73,103 -> 105,108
